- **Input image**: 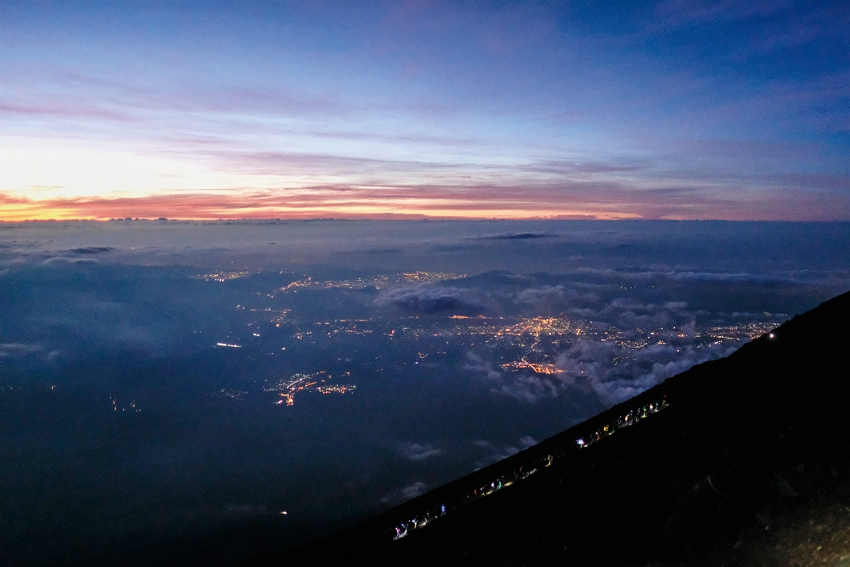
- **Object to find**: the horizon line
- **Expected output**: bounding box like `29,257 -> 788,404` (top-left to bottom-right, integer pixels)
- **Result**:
2,217 -> 847,223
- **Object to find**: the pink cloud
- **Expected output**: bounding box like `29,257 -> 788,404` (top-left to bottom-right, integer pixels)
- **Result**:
0,101 -> 136,123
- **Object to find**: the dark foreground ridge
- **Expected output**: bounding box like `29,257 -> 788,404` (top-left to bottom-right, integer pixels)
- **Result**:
245,290 -> 850,567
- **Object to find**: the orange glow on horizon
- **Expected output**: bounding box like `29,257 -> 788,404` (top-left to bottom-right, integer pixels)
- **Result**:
0,191 -> 644,222
2,184 -> 843,222
0,209 -> 633,222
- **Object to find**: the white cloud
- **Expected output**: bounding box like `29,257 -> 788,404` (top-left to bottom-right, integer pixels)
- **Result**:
401,442 -> 443,461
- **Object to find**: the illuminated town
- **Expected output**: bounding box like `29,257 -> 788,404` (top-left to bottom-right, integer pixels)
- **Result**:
199,270 -> 785,409
263,371 -> 356,406
110,397 -> 141,413
276,272 -> 465,293
193,271 -> 250,282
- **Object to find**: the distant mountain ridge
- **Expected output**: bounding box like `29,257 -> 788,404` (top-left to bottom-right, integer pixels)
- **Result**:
247,289 -> 850,567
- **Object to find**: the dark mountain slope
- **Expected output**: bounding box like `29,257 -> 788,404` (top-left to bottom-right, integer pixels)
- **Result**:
248,290 -> 850,567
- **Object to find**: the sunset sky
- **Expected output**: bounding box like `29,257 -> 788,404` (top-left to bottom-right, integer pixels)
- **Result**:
1,0 -> 848,221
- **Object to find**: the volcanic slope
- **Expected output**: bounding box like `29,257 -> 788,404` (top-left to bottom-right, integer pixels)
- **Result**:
248,289 -> 850,567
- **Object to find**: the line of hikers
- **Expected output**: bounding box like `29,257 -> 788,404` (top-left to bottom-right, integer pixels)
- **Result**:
391,396 -> 669,540
575,397 -> 669,449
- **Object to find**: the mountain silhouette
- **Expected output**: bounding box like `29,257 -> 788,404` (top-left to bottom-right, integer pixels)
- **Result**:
245,289 -> 850,566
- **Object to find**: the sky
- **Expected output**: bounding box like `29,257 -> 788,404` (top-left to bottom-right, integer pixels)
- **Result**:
1,0 -> 849,221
